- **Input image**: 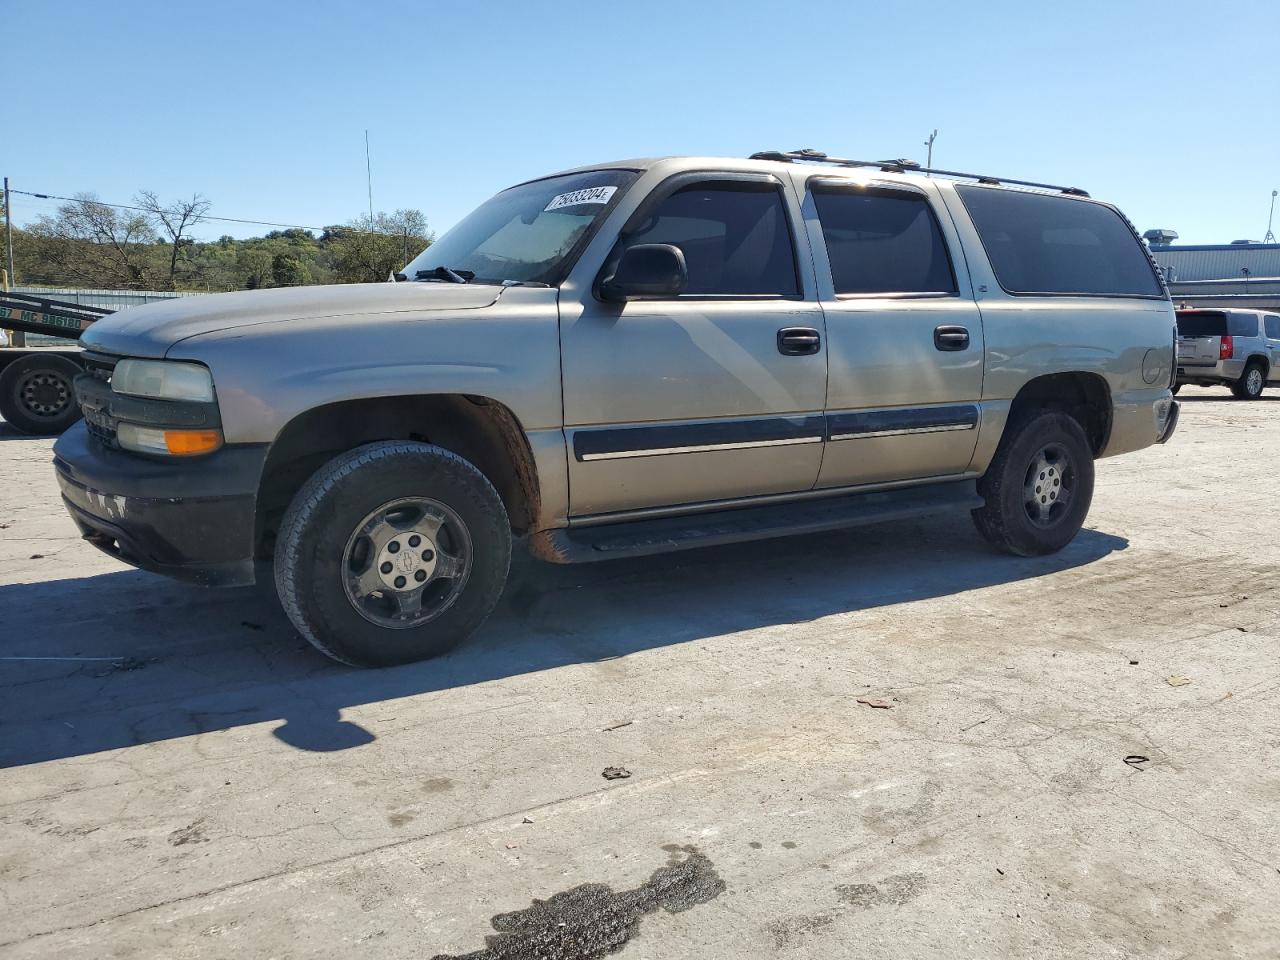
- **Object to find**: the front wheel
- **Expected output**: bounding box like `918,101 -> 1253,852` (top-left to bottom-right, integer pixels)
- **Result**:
972,411 -> 1095,557
274,441 -> 511,667
1231,362 -> 1265,400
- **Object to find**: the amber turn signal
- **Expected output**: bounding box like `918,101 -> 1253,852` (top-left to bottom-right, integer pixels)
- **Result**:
164,429 -> 223,456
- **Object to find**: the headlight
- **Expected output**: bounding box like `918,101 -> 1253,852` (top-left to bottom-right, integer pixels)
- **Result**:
112,360 -> 215,403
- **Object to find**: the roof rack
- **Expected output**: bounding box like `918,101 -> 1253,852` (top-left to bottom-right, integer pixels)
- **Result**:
748,149 -> 1090,198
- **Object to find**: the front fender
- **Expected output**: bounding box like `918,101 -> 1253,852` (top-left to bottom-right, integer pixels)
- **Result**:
168,289 -> 562,444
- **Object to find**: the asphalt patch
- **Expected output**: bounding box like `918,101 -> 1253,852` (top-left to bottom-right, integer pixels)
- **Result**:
431,846 -> 725,960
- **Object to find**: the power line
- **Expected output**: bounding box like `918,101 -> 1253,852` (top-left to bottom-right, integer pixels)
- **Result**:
9,188 -> 332,232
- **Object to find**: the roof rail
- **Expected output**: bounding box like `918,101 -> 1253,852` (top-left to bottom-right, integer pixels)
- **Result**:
748,149 -> 1090,198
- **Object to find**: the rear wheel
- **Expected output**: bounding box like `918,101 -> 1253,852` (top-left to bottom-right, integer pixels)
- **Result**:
972,411 -> 1095,557
0,354 -> 83,435
274,441 -> 511,667
1231,362 -> 1265,400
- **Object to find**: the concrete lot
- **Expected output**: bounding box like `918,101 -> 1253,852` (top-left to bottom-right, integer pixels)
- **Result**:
1,387 -> 1277,959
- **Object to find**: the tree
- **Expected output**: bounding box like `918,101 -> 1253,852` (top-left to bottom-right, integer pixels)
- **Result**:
137,191 -> 211,290
329,209 -> 433,283
271,251 -> 312,287
26,195 -> 158,289
236,246 -> 274,290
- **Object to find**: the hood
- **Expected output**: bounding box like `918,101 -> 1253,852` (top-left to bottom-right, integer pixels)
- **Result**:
80,282 -> 504,358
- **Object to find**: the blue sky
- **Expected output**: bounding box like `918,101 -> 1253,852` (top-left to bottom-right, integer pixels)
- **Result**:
6,0 -> 1278,245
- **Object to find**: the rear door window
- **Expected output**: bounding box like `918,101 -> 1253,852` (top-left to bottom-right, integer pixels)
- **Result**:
1266,315 -> 1280,339
956,185 -> 1163,298
1176,312 -> 1227,337
619,181 -> 799,296
811,185 -> 956,295
1227,314 -> 1259,338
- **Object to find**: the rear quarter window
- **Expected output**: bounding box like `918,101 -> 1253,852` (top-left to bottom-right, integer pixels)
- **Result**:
1227,314 -> 1259,338
956,185 -> 1163,298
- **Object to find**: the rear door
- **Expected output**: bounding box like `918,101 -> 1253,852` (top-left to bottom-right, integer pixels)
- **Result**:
1176,311 -> 1227,369
800,176 -> 984,488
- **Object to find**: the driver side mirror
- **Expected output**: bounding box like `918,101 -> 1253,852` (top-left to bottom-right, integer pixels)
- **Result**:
599,243 -> 687,302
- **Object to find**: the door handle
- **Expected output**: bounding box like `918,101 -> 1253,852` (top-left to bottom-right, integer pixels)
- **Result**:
934,325 -> 970,351
777,327 -> 821,356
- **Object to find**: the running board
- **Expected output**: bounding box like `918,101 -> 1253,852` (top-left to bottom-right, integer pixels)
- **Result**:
532,480 -> 984,563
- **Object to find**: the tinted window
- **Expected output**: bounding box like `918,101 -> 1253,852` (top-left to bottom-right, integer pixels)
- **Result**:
1176,312 -> 1227,337
812,186 -> 956,295
956,185 -> 1163,297
620,182 -> 798,296
1228,313 -> 1259,338
1266,315 -> 1280,339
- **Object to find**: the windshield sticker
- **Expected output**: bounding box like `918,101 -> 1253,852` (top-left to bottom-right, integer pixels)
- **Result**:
544,186 -> 618,212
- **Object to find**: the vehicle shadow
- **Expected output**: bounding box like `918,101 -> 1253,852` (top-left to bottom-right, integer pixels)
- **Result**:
1177,394 -> 1280,402
0,514 -> 1127,768
0,421 -> 51,441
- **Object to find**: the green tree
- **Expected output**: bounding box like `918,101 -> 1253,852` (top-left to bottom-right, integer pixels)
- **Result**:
329,209 -> 433,283
271,251 -> 312,287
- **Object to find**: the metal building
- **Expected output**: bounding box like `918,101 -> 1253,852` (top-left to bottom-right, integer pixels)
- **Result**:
1146,241 -> 1280,310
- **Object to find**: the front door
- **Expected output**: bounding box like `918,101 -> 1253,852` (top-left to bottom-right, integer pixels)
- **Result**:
559,174 -> 826,517
798,176 -> 985,488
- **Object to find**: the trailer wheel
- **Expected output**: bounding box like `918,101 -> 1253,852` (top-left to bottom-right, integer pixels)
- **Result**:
0,354 -> 84,435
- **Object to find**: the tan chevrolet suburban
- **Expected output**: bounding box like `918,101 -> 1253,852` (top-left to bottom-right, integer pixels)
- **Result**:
52,150 -> 1180,666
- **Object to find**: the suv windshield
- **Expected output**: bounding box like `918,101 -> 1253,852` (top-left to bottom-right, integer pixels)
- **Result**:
402,170 -> 638,286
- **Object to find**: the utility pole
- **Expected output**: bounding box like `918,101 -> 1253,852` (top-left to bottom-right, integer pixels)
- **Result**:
1265,189 -> 1277,244
365,130 -> 375,230
3,176 -> 24,346
924,129 -> 938,170
3,177 -> 13,287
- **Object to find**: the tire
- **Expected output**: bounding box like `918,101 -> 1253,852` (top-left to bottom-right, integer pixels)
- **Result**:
972,410 -> 1095,557
274,441 -> 511,667
1170,384 -> 1181,395
1231,361 -> 1265,400
0,354 -> 84,435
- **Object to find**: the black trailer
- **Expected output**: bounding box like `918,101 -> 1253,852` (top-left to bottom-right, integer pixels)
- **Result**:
0,292 -> 113,434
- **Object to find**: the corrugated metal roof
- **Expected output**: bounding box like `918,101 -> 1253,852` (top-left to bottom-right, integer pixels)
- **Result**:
1149,244 -> 1280,282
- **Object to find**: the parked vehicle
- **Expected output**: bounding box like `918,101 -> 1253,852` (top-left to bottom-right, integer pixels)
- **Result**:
1175,308 -> 1280,399
0,293 -> 110,434
52,151 -> 1179,666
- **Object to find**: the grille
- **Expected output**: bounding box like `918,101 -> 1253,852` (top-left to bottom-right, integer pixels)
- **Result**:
79,351 -> 118,383
76,351 -> 121,448
85,416 -> 117,448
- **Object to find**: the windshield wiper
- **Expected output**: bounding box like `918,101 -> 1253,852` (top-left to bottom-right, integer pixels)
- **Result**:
416,266 -> 474,284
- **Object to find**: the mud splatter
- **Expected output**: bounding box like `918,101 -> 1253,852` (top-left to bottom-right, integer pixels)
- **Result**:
766,912 -> 835,948
766,873 -> 927,948
168,819 -> 210,846
431,846 -> 725,960
836,872 -> 926,909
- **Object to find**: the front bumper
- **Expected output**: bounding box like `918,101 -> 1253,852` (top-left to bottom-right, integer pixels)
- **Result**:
52,423 -> 268,586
